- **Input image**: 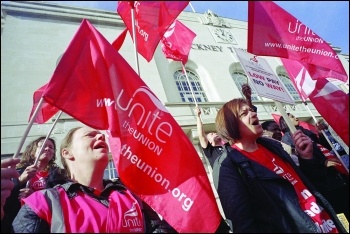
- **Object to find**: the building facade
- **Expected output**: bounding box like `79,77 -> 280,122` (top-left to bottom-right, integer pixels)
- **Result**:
1,1 -> 349,216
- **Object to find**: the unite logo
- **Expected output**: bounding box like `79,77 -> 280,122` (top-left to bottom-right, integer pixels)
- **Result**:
121,202 -> 143,232
162,21 -> 176,49
294,67 -> 316,99
32,177 -> 46,190
248,55 -> 263,69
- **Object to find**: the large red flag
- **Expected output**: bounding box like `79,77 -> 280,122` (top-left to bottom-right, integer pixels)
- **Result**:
42,19 -> 221,232
28,83 -> 59,124
161,19 -> 196,64
247,1 -> 348,81
280,59 -> 349,146
117,1 -> 189,62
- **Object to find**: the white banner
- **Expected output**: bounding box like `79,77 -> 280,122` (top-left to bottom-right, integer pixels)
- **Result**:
234,48 -> 295,105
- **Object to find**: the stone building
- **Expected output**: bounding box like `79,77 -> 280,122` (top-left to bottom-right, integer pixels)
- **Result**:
1,1 -> 349,217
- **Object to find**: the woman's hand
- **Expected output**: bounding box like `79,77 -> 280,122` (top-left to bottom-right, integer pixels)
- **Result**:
292,130 -> 313,159
325,158 -> 342,167
18,187 -> 34,199
1,158 -> 20,220
18,165 -> 37,185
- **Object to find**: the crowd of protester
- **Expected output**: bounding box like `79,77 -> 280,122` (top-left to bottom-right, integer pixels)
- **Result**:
1,85 -> 349,233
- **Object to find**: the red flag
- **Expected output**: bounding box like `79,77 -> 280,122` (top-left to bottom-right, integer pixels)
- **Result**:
317,143 -> 348,176
308,79 -> 349,146
28,83 -> 59,124
117,1 -> 189,62
271,113 -> 318,135
281,58 -> 348,101
161,19 -> 196,64
112,28 -> 128,51
42,19 -> 221,233
280,58 -> 349,145
247,1 -> 347,81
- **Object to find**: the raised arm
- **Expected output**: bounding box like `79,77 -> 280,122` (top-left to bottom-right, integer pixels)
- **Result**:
242,84 -> 257,112
195,106 -> 209,149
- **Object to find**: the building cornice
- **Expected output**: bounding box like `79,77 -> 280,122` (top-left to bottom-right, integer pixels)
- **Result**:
1,1 -> 124,27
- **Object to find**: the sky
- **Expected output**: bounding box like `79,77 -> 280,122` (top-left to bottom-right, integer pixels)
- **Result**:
43,1 -> 348,54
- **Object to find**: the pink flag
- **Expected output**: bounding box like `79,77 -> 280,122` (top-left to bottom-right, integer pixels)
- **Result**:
42,19 -> 221,233
117,1 -> 189,62
112,28 -> 128,51
280,59 -> 349,145
308,79 -> 349,146
161,19 -> 196,64
28,83 -> 59,124
247,1 -> 347,81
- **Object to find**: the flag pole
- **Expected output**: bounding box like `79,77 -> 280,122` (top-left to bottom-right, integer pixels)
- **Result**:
25,110 -> 63,188
189,2 -> 196,13
181,62 -> 203,123
181,62 -> 198,107
131,5 -> 141,76
274,100 -> 297,134
303,102 -> 348,174
12,97 -> 45,159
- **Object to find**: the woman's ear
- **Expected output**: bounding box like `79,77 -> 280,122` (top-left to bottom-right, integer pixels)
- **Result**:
61,148 -> 74,160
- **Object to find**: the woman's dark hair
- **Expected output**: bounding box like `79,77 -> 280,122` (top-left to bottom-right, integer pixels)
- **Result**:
261,120 -> 276,130
16,136 -> 57,169
279,116 -> 290,134
216,98 -> 248,144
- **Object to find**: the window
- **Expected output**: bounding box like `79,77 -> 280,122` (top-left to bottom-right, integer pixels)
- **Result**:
278,74 -> 301,101
174,69 -> 208,102
104,159 -> 118,179
232,71 -> 260,101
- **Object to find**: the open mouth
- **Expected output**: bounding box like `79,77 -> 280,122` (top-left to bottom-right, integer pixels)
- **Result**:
93,142 -> 107,150
252,119 -> 260,125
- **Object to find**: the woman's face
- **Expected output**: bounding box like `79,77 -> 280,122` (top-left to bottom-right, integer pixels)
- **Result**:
237,104 -> 263,139
266,122 -> 283,141
69,126 -> 109,168
288,114 -> 299,126
35,139 -> 55,166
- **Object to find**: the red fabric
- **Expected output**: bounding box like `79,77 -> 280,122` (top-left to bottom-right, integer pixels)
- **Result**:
281,58 -> 348,101
42,19 -> 221,233
29,83 -> 59,124
161,19 -> 196,64
112,28 -> 128,51
117,1 -> 189,62
247,1 -> 347,80
271,113 -> 318,135
29,171 -> 49,191
317,144 -> 348,176
309,79 -> 349,146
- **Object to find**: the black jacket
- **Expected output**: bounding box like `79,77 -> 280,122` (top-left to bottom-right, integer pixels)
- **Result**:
216,137 -> 346,233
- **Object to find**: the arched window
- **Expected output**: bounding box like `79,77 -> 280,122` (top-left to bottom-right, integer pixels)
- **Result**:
104,159 -> 118,179
232,71 -> 260,101
278,74 -> 301,101
174,69 -> 208,102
